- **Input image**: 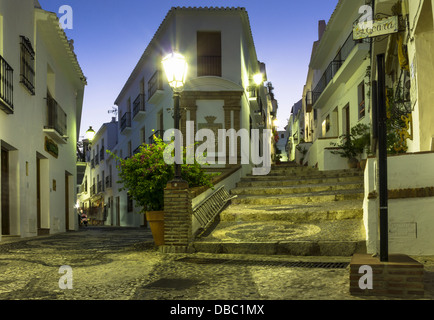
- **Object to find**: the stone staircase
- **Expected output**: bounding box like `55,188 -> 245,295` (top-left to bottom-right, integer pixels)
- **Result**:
192,162 -> 367,256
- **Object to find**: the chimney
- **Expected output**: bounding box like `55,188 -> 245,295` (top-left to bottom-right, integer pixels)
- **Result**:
318,20 -> 326,40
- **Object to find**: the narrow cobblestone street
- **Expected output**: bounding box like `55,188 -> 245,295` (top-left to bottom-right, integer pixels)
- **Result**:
0,227 -> 433,302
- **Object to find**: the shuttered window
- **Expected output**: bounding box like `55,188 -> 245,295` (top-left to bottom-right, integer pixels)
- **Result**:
197,32 -> 221,77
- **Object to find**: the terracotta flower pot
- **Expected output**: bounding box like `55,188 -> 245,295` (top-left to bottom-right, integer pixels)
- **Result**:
146,211 -> 165,246
348,157 -> 359,169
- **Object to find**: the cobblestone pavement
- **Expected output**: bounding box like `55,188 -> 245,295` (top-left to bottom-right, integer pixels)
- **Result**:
0,227 -> 433,301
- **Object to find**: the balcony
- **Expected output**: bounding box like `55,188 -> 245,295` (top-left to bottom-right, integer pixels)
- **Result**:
99,147 -> 105,161
148,129 -> 164,144
0,54 -> 14,114
120,112 -> 131,134
311,32 -> 370,109
90,184 -> 96,196
97,181 -> 103,193
147,70 -> 164,104
105,175 -> 112,189
20,36 -> 35,96
44,95 -> 68,144
133,93 -> 146,120
197,56 -> 222,77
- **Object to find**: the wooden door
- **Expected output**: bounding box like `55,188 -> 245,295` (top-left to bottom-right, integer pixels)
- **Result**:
116,196 -> 120,226
36,157 -> 41,231
1,148 -> 10,235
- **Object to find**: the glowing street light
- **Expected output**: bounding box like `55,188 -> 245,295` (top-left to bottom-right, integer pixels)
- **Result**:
85,126 -> 95,142
253,73 -> 263,86
162,52 -> 188,92
162,52 -> 188,180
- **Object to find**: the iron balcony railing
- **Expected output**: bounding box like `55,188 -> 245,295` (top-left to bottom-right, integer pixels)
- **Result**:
311,32 -> 362,106
148,70 -> 163,100
120,112 -> 131,132
20,36 -> 35,95
105,175 -> 112,188
312,60 -> 343,104
0,54 -> 14,113
97,181 -> 103,193
133,93 -> 145,117
197,56 -> 222,77
45,95 -> 67,137
148,129 -> 164,144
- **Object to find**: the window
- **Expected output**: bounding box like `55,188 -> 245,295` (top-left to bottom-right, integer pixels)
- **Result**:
197,31 -> 221,77
20,36 -> 35,95
358,82 -> 365,119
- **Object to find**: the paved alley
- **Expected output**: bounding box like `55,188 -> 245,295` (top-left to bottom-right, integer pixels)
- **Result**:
0,227 -> 433,302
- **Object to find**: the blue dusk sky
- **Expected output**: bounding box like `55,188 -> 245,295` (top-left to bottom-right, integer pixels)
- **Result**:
38,0 -> 338,138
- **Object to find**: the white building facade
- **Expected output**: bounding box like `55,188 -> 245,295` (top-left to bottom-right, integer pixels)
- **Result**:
0,0 -> 86,239
103,7 -> 276,224
302,0 -> 371,171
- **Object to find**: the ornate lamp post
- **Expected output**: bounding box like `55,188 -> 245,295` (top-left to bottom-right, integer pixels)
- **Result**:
162,52 -> 188,180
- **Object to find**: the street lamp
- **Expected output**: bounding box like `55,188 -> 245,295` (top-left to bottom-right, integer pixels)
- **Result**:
85,126 -> 96,142
162,52 -> 188,180
253,73 -> 263,86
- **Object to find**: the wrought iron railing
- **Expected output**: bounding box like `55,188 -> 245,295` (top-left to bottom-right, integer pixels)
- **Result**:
311,32 -> 362,106
192,186 -> 237,238
105,175 -> 112,188
45,95 -> 67,137
148,129 -> 164,144
133,93 -> 145,117
97,181 -> 103,193
197,56 -> 221,77
120,112 -> 131,132
148,70 -> 163,100
20,36 -> 35,95
0,54 -> 14,113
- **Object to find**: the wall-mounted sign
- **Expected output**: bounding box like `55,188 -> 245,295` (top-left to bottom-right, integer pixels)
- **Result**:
45,136 -> 59,158
353,16 -> 399,40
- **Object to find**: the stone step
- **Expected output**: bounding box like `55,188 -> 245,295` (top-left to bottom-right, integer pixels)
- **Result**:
220,200 -> 364,222
244,171 -> 364,181
231,181 -> 363,196
231,189 -> 364,206
193,219 -> 366,256
236,175 -> 364,187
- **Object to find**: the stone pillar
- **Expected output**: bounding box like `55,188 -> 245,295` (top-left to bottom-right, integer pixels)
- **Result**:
161,180 -> 193,253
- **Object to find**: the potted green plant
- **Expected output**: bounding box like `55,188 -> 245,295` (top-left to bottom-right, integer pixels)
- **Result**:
330,123 -> 370,169
296,144 -> 308,165
108,134 -> 216,245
